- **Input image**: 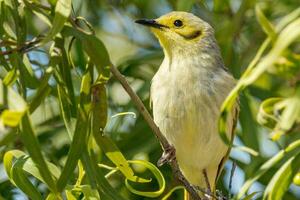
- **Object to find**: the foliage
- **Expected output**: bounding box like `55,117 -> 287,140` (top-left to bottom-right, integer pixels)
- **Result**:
0,0 -> 300,200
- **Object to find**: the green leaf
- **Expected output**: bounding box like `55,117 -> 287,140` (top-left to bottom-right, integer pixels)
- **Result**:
3,67 -> 18,86
80,185 -> 101,200
0,78 -> 26,110
57,84 -> 75,137
56,106 -> 89,191
41,0 -> 72,44
4,150 -> 61,185
276,87 -> 300,131
263,152 -> 300,200
20,113 -> 57,193
257,97 -> 282,129
29,67 -> 54,113
0,79 -> 27,129
1,110 -> 24,127
162,186 -> 184,200
11,156 -> 43,200
23,0 -> 52,27
65,190 -> 77,200
242,192 -> 260,200
3,150 -> 46,199
242,18 -> 300,86
91,84 -> 149,183
125,160 -> 166,198
62,25 -> 111,81
220,17 -> 300,144
81,148 -> 126,200
53,37 -> 77,117
56,70 -> 91,191
94,135 -> 150,183
276,7 -> 300,31
46,193 -> 61,200
3,150 -> 25,182
237,139 -> 300,199
255,5 -> 276,41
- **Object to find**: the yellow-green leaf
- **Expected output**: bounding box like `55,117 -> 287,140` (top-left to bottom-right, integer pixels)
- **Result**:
41,0 -> 72,44
1,109 -> 25,127
125,160 -> 166,198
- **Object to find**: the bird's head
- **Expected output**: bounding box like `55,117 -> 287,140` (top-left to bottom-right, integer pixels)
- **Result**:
135,11 -> 214,55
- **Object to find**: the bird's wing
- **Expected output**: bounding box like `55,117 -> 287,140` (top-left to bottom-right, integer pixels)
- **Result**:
215,99 -> 240,181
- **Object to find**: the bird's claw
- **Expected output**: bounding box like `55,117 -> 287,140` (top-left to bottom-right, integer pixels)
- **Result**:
157,145 -> 176,166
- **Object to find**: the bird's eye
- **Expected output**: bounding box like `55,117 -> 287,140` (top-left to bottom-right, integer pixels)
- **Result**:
174,20 -> 183,27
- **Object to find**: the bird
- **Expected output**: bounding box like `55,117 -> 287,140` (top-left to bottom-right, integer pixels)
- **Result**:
135,11 -> 239,199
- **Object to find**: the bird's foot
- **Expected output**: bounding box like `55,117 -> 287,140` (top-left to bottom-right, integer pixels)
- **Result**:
157,145 -> 176,166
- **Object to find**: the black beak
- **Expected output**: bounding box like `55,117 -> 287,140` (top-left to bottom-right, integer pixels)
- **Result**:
135,19 -> 167,29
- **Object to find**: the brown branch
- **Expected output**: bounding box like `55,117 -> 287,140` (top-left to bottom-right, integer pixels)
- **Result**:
0,38 -> 41,56
109,64 -> 201,200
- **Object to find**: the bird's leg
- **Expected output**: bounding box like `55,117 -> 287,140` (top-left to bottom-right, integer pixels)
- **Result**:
202,169 -> 212,198
157,145 -> 176,166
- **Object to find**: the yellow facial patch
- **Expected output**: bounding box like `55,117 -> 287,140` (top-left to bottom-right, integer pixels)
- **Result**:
154,12 -> 204,41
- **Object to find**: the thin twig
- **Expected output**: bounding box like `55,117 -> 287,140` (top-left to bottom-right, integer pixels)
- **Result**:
0,37 -> 41,56
109,64 -> 201,200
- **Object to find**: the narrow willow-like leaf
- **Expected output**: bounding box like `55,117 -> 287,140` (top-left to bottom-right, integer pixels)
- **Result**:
8,54 -> 39,90
91,84 -> 149,183
4,0 -> 27,44
54,37 -> 77,117
219,17 -> 300,144
81,148 -> 126,200
3,67 -> 18,86
242,18 -> 300,86
0,79 -> 26,110
263,152 -> 300,200
56,70 -> 91,191
257,97 -> 282,129
0,79 -> 26,130
277,87 -> 300,131
20,113 -> 57,193
3,150 -> 25,182
41,0 -> 71,44
57,84 -> 74,136
242,192 -> 260,200
46,193 -> 61,200
237,139 -> 300,199
95,135 -> 150,183
79,185 -> 101,199
1,110 -> 25,127
255,5 -> 276,41
4,151 -> 61,198
125,160 -> 166,198
56,106 -> 88,191
162,186 -> 184,200
1,0 -> 16,39
22,0 -> 52,26
62,25 -> 111,80
11,156 -> 43,200
4,150 -> 43,199
276,7 -> 300,31
22,157 -> 61,183
29,67 -> 54,113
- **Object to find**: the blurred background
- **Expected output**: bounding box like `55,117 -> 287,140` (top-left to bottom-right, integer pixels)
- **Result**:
1,0 -> 300,199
